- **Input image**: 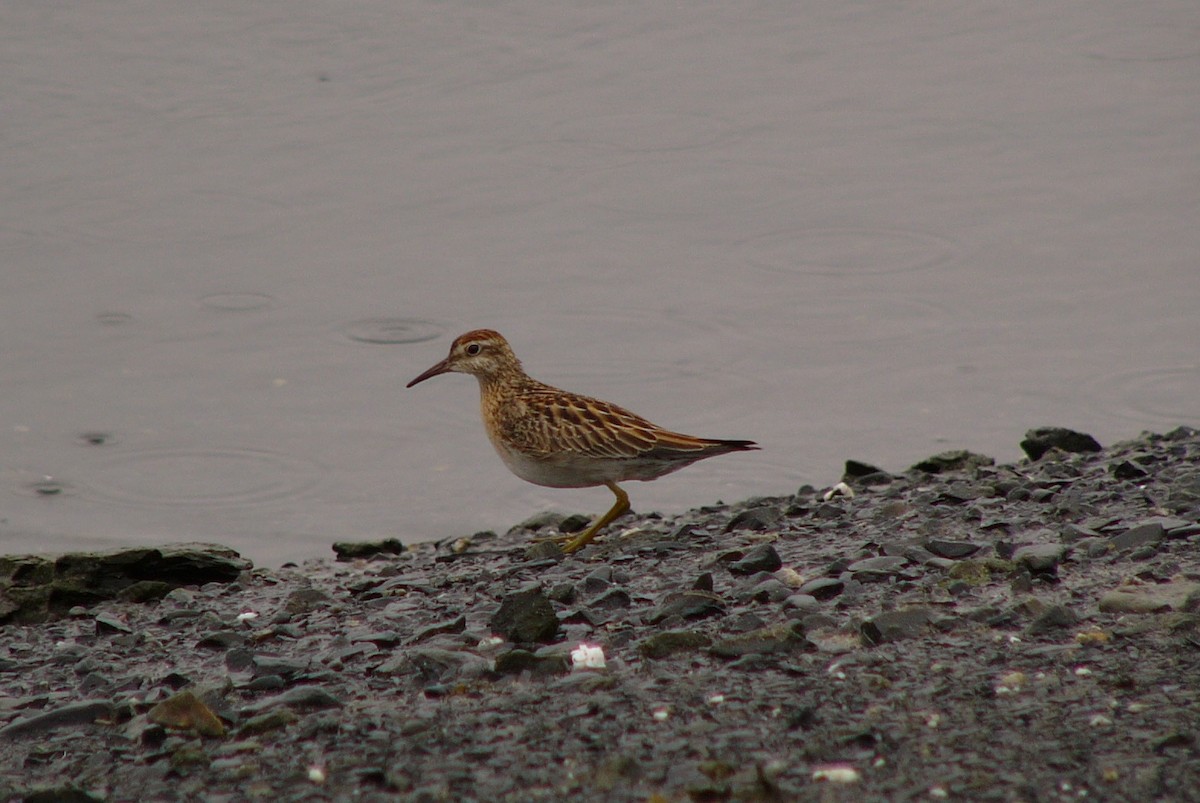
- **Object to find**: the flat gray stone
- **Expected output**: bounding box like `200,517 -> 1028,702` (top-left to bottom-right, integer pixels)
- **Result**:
1099,580 -> 1200,614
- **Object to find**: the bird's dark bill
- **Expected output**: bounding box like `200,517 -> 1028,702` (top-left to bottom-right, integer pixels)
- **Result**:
406,358 -> 451,388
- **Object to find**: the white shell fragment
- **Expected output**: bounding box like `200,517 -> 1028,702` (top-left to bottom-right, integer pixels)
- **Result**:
570,643 -> 606,671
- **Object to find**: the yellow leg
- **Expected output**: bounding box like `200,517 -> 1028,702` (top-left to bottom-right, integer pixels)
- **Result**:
562,482 -> 629,554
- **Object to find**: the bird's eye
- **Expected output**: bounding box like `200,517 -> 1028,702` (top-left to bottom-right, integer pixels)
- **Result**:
465,343 -> 482,356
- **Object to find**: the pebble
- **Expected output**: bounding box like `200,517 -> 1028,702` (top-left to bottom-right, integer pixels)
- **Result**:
728,543 -> 783,574
924,540 -> 981,559
1019,427 -> 1103,460
488,586 -> 559,643
861,607 -> 933,644
1013,544 -> 1066,574
1098,580 -> 1200,614
1109,522 -> 1166,552
1,425 -> 1198,802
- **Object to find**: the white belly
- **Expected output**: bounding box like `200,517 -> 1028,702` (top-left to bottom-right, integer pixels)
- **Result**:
490,438 -> 618,488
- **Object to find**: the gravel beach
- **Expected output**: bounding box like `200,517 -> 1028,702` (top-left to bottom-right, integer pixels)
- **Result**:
2,426 -> 1199,802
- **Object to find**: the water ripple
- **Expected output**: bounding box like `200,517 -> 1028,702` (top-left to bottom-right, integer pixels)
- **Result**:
83,447 -> 322,508
1086,366 -> 1200,425
740,227 -> 958,277
340,318 -> 444,345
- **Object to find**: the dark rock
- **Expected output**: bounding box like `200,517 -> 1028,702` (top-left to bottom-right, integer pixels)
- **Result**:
0,700 -> 115,739
924,540 -> 981,559
284,587 -> 332,614
240,686 -> 342,715
488,586 -> 559,643
1112,460 -> 1149,480
1013,544 -> 1066,574
1010,570 -> 1034,594
911,450 -> 995,473
410,616 -> 466,643
252,656 -> 308,679
638,630 -> 713,659
559,513 -> 592,533
396,648 -> 489,682
21,788 -> 104,803
224,648 -> 254,672
709,622 -> 810,658
843,460 -> 892,486
581,568 -> 613,595
331,538 -> 407,560
797,577 -> 844,600
728,544 -> 782,575
243,675 -> 286,692
1060,523 -> 1101,543
938,482 -> 987,503
0,543 -> 249,624
510,510 -> 566,533
523,540 -> 565,561
741,577 -> 792,604
196,631 -> 246,651
547,582 -> 576,604
94,612 -> 131,634
1020,427 -> 1102,460
588,588 -> 632,612
647,590 -> 725,623
861,607 -> 934,644
1026,604 -> 1079,635
725,506 -> 782,532
117,580 -> 175,603
846,556 -> 908,578
1110,522 -> 1166,553
493,648 -> 569,677
813,502 -> 847,519
350,629 -> 403,648
1132,516 -> 1198,539
238,708 -> 299,736
1099,580 -> 1200,614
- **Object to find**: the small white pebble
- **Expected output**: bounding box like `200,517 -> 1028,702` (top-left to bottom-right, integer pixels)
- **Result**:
652,706 -> 670,721
823,482 -> 855,501
570,643 -> 606,671
1007,635 -> 1022,645
929,786 -> 950,799
925,713 -> 941,729
477,636 -> 505,649
812,765 -> 860,784
1074,666 -> 1092,676
707,694 -> 725,705
236,611 -> 258,623
1090,714 -> 1113,727
307,765 -> 326,784
1127,702 -> 1149,713
775,567 -> 805,587
996,671 -> 1027,693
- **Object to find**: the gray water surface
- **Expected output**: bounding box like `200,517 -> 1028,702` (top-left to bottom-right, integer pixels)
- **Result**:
2,2 -> 1197,564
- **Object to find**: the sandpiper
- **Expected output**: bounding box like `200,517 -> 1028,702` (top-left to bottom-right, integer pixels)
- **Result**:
407,329 -> 758,553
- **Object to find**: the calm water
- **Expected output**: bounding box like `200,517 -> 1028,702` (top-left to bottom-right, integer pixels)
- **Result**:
2,2 -> 1197,565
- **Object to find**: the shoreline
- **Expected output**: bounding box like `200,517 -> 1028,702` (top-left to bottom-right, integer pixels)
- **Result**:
2,425 -> 1199,801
